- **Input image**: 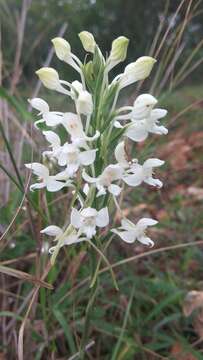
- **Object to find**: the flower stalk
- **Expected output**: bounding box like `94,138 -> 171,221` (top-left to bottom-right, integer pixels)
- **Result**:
26,31 -> 168,353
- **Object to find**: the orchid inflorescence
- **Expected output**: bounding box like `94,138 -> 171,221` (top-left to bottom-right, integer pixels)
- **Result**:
26,32 -> 168,265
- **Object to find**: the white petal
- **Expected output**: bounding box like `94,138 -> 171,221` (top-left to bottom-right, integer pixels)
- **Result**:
125,122 -> 148,142
62,113 -> 84,137
25,163 -> 49,179
58,152 -> 68,166
30,182 -> 46,191
43,131 -> 61,148
121,218 -> 134,230
143,158 -> 165,168
148,124 -> 168,135
43,112 -> 63,126
28,98 -> 49,113
71,208 -> 82,228
83,226 -> 96,239
136,218 -> 158,230
96,207 -> 109,227
150,108 -> 167,120
79,149 -> 97,166
81,207 -> 97,218
114,141 -> 129,168
54,169 -> 70,181
64,234 -> 87,245
46,179 -> 66,192
108,184 -> 122,196
144,177 -> 163,188
112,229 -> 135,243
138,235 -> 154,247
102,164 -> 123,182
82,170 -> 97,184
66,163 -> 79,177
40,225 -> 63,237
123,172 -> 143,186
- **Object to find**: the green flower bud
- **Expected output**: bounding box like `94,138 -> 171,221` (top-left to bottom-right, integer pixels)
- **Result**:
110,36 -> 129,63
79,31 -> 96,53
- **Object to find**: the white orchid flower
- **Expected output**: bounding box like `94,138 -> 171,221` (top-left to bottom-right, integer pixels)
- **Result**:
28,98 -> 64,128
42,131 -> 62,158
112,217 -> 158,246
41,225 -> 87,253
71,207 -> 109,239
57,143 -> 97,177
115,94 -> 168,140
125,108 -> 168,142
62,112 -> 100,148
116,94 -> 158,122
83,164 -> 124,197
42,131 -> 97,176
131,94 -> 158,120
114,143 -> 164,188
123,158 -> 165,188
25,162 -> 71,192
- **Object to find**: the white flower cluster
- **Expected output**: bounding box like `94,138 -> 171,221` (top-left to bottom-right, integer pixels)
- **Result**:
26,32 -> 168,263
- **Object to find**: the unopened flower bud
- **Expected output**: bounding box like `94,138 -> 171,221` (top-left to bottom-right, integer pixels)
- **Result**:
108,36 -> 129,70
76,90 -> 93,115
120,56 -> 156,88
52,37 -> 71,61
79,31 -> 96,53
71,80 -> 83,99
36,67 -> 60,90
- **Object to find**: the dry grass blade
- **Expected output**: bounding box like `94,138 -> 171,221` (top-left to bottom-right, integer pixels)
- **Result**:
154,0 -> 187,59
18,262 -> 51,360
0,264 -> 53,290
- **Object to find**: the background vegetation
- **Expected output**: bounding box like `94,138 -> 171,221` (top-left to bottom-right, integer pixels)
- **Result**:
0,0 -> 203,359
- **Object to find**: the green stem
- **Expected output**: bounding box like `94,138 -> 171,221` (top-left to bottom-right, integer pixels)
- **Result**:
79,245 -> 99,359
90,236 -> 115,289
88,239 -> 118,291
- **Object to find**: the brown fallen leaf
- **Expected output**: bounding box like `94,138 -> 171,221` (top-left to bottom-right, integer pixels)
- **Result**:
170,342 -> 196,360
188,132 -> 203,148
158,138 -> 191,171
